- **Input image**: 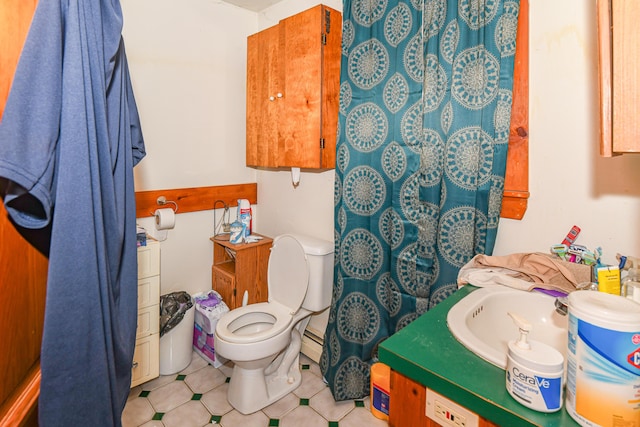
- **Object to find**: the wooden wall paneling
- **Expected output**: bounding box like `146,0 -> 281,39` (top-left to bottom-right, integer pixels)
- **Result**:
135,183 -> 257,218
0,0 -> 37,119
501,0 -> 529,220
0,0 -> 47,425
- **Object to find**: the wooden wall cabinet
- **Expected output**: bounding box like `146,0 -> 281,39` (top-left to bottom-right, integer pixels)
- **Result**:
131,239 -> 160,387
598,0 -> 640,156
389,370 -> 499,427
246,4 -> 341,169
210,235 -> 273,309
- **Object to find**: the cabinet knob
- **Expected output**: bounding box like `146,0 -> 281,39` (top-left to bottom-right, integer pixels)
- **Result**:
277,92 -> 283,98
132,361 -> 139,369
269,96 -> 275,101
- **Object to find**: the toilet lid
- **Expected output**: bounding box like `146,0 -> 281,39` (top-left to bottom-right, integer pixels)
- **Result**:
268,235 -> 309,312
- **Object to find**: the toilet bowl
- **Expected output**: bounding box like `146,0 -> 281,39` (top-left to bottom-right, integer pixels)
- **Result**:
214,234 -> 334,414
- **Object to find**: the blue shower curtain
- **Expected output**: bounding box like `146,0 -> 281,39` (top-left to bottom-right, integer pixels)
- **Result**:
0,0 -> 145,425
321,0 -> 521,400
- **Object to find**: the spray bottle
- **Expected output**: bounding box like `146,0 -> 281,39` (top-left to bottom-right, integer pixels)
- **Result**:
237,199 -> 252,239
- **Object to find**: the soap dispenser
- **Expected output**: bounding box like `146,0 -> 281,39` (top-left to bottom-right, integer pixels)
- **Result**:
505,312 -> 564,413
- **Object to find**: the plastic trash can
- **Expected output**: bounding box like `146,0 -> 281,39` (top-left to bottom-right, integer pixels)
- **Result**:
159,292 -> 195,375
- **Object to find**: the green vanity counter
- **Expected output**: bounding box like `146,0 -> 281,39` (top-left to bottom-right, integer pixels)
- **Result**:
379,285 -> 579,427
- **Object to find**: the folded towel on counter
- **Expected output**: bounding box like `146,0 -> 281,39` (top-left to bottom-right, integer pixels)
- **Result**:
457,252 -> 592,294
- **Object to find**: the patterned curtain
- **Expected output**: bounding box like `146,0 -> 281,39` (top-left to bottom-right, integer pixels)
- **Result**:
321,0 -> 521,400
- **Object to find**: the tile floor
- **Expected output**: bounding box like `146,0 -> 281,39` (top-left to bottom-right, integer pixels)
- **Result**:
122,351 -> 389,427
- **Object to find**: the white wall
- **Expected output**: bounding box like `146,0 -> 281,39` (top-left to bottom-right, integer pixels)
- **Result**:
253,0 -> 342,243
122,0 -> 640,299
493,0 -> 640,265
122,0 -> 258,297
260,0 -> 640,266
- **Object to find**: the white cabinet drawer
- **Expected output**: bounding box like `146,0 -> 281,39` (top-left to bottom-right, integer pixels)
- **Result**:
137,275 -> 160,309
131,334 -> 159,388
137,240 -> 160,279
136,304 -> 160,339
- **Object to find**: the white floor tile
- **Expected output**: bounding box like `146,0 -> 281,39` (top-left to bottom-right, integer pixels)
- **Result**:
123,351 -> 388,427
147,380 -> 193,413
219,409 -> 269,427
160,401 -> 211,427
309,387 -> 356,421
280,405 -> 326,427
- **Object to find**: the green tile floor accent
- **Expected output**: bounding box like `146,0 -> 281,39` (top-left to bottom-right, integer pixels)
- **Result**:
268,419 -> 279,426
191,393 -> 202,400
299,398 -> 309,406
355,400 -> 365,408
225,377 -> 231,383
328,422 -> 339,427
152,413 -> 164,420
210,415 -> 222,423
176,374 -> 186,381
138,390 -> 150,398
301,364 -> 310,370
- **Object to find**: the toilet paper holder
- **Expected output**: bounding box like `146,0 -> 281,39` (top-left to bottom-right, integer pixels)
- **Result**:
156,196 -> 178,213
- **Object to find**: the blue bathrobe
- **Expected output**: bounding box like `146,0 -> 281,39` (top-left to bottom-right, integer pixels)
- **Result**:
0,0 -> 145,425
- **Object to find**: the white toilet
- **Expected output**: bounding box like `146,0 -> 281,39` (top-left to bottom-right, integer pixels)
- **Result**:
214,234 -> 334,414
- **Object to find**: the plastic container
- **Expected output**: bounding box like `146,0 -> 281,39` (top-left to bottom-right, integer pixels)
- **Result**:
238,199 -> 252,237
566,291 -> 640,427
505,312 -> 564,412
159,297 -> 195,375
370,362 -> 390,420
229,220 -> 243,244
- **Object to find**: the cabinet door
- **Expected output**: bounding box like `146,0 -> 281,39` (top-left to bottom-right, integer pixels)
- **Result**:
246,24 -> 281,167
131,334 -> 159,388
213,264 -> 236,308
279,5 -> 341,169
598,0 -> 640,155
389,370 -> 499,427
245,5 -> 341,169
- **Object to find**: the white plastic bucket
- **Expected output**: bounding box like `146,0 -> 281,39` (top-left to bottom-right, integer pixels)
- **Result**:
566,291 -> 640,427
159,303 -> 195,375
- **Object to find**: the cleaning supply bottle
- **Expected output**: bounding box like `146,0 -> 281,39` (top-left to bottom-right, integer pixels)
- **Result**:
238,199 -> 252,238
505,312 -> 564,413
370,362 -> 390,420
621,256 -> 640,302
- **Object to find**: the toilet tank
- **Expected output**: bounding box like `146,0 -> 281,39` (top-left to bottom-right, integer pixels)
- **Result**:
290,234 -> 334,312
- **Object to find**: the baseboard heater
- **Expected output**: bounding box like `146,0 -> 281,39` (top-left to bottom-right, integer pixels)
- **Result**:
301,328 -> 324,364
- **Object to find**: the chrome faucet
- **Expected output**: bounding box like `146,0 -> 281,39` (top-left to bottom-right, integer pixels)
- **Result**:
554,297 -> 568,316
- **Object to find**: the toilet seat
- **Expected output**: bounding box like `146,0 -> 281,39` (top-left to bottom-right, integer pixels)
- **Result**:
215,301 -> 292,344
215,235 -> 309,345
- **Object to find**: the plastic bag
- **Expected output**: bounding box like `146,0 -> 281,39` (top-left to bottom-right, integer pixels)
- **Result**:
160,291 -> 193,337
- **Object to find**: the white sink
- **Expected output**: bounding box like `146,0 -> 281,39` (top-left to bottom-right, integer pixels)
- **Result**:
446,286 -> 568,369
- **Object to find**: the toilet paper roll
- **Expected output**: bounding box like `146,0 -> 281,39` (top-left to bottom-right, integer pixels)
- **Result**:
155,208 -> 175,230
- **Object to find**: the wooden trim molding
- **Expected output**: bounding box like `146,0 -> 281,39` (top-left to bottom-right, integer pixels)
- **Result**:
135,183 -> 258,218
0,361 -> 40,427
501,0 -> 529,220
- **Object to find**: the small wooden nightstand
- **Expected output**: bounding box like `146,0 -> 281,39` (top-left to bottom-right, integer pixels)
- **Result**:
210,234 -> 273,309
